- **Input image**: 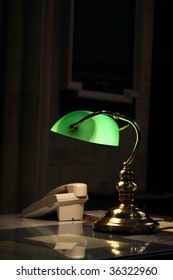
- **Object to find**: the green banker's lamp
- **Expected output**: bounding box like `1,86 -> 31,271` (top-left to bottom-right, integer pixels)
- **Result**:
51,110 -> 159,234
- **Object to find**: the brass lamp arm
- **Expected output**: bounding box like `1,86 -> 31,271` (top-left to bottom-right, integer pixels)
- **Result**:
114,114 -> 141,166
69,110 -> 104,130
70,110 -> 141,166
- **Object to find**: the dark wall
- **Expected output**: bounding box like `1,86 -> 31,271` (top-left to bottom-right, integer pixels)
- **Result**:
148,0 -> 173,195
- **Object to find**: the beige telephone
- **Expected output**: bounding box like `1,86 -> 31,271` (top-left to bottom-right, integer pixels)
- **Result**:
21,183 -> 88,221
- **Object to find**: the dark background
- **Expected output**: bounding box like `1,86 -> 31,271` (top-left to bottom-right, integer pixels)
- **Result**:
147,1 -> 173,195
0,0 -> 173,216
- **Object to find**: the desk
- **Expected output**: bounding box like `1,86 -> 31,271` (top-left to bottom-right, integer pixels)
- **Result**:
0,213 -> 173,260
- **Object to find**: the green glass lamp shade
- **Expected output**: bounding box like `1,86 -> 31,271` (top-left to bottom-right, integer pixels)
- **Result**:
51,110 -> 119,146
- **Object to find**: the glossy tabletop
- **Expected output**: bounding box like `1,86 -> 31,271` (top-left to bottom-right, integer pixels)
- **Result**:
0,213 -> 173,260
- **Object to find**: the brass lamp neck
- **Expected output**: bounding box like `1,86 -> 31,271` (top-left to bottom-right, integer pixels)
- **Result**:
116,114 -> 141,166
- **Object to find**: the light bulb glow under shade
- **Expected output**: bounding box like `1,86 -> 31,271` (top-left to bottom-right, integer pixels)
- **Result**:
51,110 -> 120,146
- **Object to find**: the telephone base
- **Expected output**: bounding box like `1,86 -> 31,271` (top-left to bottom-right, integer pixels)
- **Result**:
21,183 -> 88,221
57,203 -> 85,221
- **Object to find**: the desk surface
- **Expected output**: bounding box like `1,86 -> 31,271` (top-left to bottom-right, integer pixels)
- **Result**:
0,213 -> 173,260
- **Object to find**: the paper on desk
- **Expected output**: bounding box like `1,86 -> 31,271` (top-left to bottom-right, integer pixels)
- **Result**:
123,220 -> 173,245
83,210 -> 105,221
158,220 -> 173,232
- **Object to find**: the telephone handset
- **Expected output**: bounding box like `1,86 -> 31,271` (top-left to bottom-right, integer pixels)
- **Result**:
43,182 -> 87,198
21,183 -> 88,221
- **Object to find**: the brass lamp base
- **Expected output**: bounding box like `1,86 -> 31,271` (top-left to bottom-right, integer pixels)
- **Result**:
93,163 -> 159,234
93,203 -> 159,234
